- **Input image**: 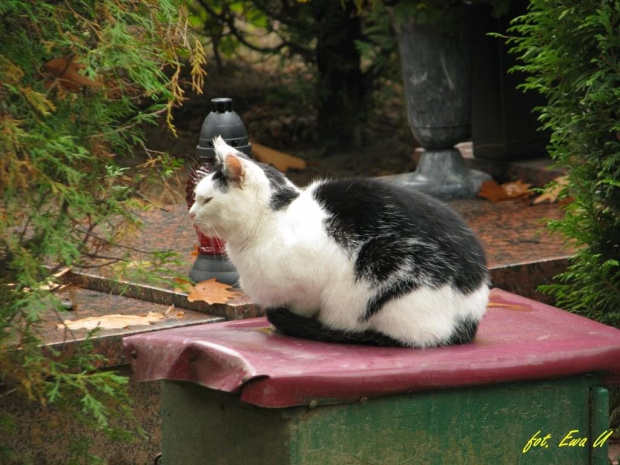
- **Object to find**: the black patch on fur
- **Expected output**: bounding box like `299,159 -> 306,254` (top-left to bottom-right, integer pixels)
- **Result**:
271,188 -> 300,211
266,308 -> 407,347
354,234 -> 403,282
446,316 -> 479,346
261,163 -> 299,211
212,169 -> 229,191
323,216 -> 357,252
362,277 -> 420,321
261,163 -> 288,190
313,178 -> 488,317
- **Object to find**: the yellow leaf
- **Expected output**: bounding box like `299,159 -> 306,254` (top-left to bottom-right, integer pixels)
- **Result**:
58,312 -> 164,330
251,141 -> 307,172
502,180 -> 532,198
186,278 -> 241,305
533,175 -> 569,204
487,302 -> 531,312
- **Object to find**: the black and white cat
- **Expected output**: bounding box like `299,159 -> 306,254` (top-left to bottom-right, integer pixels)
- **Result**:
189,136 -> 490,348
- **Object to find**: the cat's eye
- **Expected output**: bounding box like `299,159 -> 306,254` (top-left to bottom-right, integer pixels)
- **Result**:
201,196 -> 213,204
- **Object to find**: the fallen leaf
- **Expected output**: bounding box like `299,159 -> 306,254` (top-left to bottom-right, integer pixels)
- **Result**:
478,180 -> 532,202
38,267 -> 71,291
53,267 -> 71,279
251,141 -> 307,172
187,278 -> 241,305
44,56 -> 102,92
58,312 -> 164,331
38,282 -> 66,292
477,180 -> 507,202
255,327 -> 274,335
487,302 -> 532,312
164,304 -> 175,316
533,175 -> 569,204
502,180 -> 532,199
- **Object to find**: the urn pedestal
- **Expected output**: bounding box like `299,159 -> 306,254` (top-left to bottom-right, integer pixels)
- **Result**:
393,7 -> 491,199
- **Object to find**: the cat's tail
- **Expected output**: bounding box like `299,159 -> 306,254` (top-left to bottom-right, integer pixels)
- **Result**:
266,308 -> 406,347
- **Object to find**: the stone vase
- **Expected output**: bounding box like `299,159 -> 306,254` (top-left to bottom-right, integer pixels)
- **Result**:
392,6 -> 491,199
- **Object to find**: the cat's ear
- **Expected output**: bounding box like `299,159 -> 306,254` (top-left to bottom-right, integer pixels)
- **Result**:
212,136 -> 245,185
212,135 -> 228,166
223,153 -> 245,185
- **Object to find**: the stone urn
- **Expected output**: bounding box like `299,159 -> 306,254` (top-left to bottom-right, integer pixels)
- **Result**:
392,5 -> 491,199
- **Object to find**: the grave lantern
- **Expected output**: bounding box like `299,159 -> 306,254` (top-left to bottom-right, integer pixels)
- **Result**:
186,97 -> 251,285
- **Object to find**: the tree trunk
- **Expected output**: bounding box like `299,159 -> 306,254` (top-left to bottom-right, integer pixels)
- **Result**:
313,0 -> 365,150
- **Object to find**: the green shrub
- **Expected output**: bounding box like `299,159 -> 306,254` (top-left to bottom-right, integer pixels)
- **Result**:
508,0 -> 620,328
0,1 -> 205,462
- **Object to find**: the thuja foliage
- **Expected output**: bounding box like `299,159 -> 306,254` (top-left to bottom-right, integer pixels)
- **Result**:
508,1 -> 620,327
0,0 -> 206,462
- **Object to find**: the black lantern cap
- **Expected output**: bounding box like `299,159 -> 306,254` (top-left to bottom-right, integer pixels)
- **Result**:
196,97 -> 252,160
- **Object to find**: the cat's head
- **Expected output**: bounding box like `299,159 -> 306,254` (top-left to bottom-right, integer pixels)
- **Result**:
189,136 -> 299,242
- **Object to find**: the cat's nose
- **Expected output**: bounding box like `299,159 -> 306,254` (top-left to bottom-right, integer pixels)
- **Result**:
189,211 -> 196,220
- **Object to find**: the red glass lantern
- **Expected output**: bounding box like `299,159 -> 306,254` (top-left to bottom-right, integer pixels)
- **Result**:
186,98 -> 252,285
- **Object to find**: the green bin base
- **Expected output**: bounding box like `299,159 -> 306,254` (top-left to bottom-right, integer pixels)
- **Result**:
161,376 -> 610,465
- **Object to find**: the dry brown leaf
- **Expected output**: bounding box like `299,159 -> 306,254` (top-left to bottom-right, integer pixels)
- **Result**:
44,56 -> 102,92
478,180 -> 532,202
251,141 -> 307,172
477,180 -> 507,202
533,175 -> 569,204
58,312 -> 164,331
187,278 -> 241,305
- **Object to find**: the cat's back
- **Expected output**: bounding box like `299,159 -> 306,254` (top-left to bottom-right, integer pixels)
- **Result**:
309,177 -> 479,247
308,177 -> 488,292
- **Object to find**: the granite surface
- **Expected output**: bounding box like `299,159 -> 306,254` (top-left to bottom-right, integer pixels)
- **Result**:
43,286 -> 224,366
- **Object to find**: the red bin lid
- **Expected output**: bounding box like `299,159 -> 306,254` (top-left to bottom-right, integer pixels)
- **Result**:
123,289 -> 620,408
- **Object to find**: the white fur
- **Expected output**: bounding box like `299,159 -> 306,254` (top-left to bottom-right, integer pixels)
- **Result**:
190,137 -> 488,348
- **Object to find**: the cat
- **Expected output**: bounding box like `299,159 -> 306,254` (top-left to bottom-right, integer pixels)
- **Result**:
188,136 -> 490,348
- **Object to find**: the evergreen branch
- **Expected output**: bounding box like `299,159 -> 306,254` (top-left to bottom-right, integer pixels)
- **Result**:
87,107 -> 168,140
0,1 -> 207,459
72,226 -> 168,257
72,258 -> 126,269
